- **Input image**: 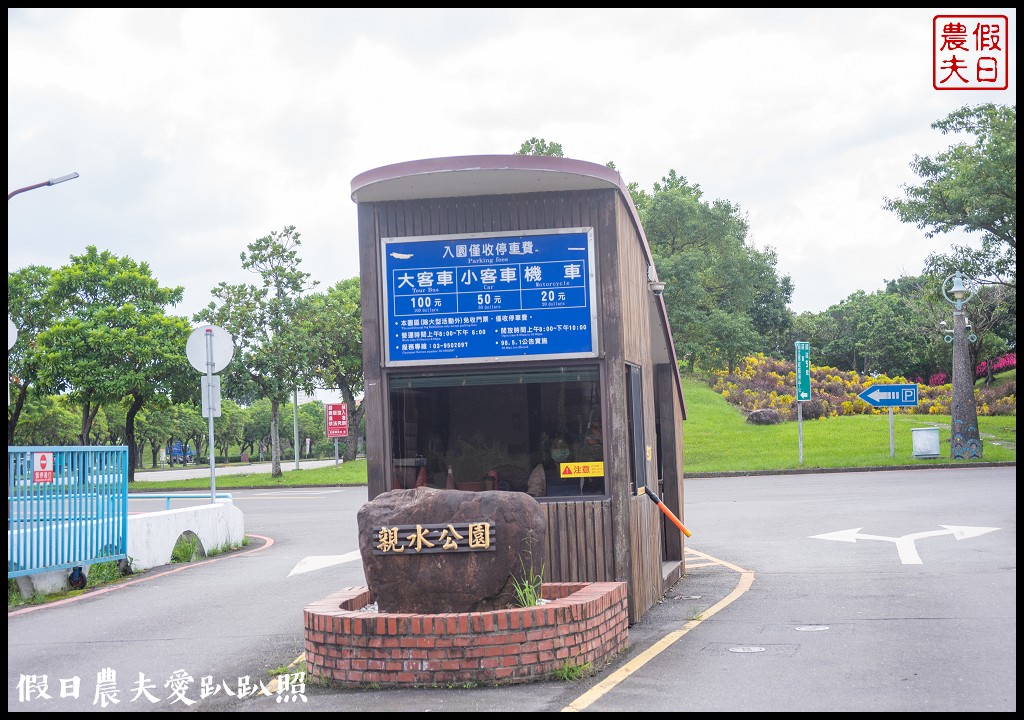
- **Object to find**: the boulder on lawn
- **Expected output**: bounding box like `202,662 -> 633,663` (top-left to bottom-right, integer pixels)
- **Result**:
357,487 -> 546,614
746,408 -> 784,425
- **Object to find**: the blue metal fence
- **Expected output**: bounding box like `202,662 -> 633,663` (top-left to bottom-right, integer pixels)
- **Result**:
7,446 -> 128,580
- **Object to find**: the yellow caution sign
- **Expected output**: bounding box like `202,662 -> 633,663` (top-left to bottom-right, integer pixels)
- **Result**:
559,462 -> 605,478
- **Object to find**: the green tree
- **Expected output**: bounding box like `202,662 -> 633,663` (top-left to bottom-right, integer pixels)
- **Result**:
7,265 -> 57,443
34,247 -> 192,481
802,290 -> 914,377
136,403 -> 175,468
793,275 -> 1004,384
169,403 -> 205,466
640,172 -> 793,373
516,137 -> 564,157
296,400 -> 325,458
746,247 -> 796,358
956,282 -> 1016,383
882,275 -> 954,382
884,103 -> 1016,288
103,401 -> 128,447
213,399 -> 245,463
194,226 -> 319,477
856,293 -> 922,378
87,406 -> 110,446
876,273 -> 1015,385
302,277 -> 365,461
11,393 -> 79,446
242,399 -> 272,459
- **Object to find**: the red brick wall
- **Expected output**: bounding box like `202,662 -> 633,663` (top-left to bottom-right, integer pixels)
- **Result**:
304,582 -> 629,687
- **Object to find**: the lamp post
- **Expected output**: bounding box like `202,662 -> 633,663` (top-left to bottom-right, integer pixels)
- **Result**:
8,172 -> 80,201
941,271 -> 982,460
8,172 -> 79,405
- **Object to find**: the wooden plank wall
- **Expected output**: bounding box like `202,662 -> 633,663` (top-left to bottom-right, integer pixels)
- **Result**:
373,191 -> 606,240
540,499 -> 615,583
616,209 -> 654,368
540,493 -> 662,627
358,202 -> 387,501
656,362 -> 685,574
629,494 -> 665,624
614,197 -> 666,619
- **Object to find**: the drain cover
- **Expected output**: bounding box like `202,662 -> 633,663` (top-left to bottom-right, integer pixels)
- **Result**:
728,646 -> 765,653
795,625 -> 830,632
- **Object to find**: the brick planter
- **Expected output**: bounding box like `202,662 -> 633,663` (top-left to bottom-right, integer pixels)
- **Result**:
304,582 -> 629,688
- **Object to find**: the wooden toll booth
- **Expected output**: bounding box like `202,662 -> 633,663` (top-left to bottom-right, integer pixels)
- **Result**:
351,155 -> 687,624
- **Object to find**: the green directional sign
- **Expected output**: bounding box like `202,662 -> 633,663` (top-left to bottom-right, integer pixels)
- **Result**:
795,341 -> 811,402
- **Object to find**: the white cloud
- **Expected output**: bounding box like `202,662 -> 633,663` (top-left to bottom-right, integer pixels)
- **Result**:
9,6 -> 1016,335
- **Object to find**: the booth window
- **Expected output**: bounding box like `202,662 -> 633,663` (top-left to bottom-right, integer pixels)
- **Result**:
625,363 -> 645,495
389,367 -> 604,498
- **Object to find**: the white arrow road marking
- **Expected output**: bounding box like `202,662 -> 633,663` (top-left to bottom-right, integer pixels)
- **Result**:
288,550 -> 362,577
810,525 -> 998,565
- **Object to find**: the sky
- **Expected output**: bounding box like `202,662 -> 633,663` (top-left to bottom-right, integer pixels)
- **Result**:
8,8 -> 1017,398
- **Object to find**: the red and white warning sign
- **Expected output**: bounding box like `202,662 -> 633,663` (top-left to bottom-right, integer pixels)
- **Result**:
33,452 -> 55,483
326,403 -> 349,438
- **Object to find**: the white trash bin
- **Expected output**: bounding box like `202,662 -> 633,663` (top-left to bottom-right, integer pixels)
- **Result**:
911,427 -> 941,458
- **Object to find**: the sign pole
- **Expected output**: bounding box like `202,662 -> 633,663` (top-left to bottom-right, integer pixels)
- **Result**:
334,438 -> 340,466
205,329 -> 217,503
187,324 -> 233,505
889,408 -> 895,458
797,402 -> 804,465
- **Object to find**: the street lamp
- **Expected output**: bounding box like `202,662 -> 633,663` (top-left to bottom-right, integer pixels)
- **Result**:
8,172 -> 80,201
8,171 -> 79,405
941,271 -> 982,460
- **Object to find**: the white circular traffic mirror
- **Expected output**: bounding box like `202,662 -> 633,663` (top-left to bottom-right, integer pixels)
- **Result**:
186,324 -> 234,374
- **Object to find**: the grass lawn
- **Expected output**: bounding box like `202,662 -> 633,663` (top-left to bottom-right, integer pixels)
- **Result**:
680,376 -> 1016,474
127,376 -> 1015,490
130,459 -> 369,491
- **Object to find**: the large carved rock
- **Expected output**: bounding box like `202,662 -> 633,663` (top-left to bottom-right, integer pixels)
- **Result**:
357,488 -> 546,614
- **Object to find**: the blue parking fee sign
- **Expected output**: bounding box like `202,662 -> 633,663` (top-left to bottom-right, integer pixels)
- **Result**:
857,383 -> 919,407
382,228 -> 599,366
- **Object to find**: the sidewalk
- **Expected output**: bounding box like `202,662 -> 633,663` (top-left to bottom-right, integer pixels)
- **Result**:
132,457 -> 344,482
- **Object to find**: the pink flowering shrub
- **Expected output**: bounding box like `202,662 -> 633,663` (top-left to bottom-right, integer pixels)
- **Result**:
709,354 -> 1016,420
977,352 -> 1016,379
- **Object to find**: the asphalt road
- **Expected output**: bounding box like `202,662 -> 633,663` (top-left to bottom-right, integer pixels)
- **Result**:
7,465 -> 1016,712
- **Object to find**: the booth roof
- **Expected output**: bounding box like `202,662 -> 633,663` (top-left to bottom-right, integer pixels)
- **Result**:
350,154 -> 626,204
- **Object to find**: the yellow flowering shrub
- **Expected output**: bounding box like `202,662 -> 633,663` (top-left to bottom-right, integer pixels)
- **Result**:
705,355 -> 1013,418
